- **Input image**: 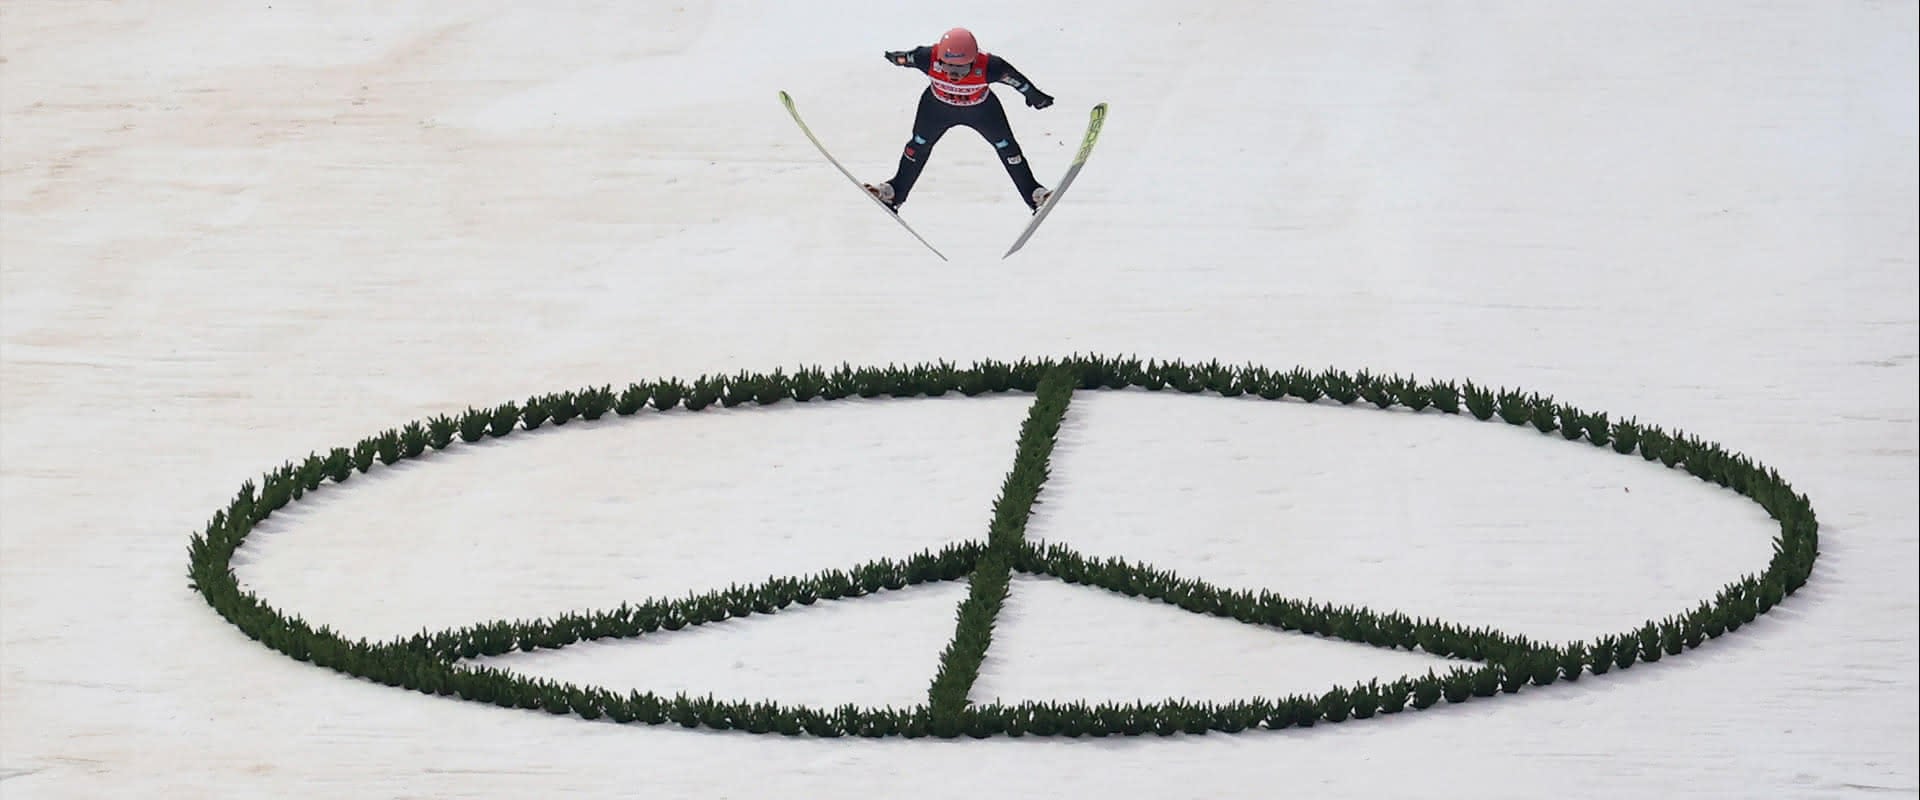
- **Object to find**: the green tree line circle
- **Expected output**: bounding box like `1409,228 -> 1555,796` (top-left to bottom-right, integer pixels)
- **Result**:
187,356 -> 1818,738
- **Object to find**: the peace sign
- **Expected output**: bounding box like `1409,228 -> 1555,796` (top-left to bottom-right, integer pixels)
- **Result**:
189,356 -> 1817,737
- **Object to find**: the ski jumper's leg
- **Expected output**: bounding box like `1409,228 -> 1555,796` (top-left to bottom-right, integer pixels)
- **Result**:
885,91 -> 960,208
967,95 -> 1044,208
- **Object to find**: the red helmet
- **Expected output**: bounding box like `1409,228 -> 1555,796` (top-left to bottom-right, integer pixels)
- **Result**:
936,27 -> 978,65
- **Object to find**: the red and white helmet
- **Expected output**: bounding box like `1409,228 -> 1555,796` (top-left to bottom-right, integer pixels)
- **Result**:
934,27 -> 978,77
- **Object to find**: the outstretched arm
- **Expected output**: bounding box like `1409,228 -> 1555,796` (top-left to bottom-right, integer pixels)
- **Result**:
883,46 -> 932,69
985,56 -> 1054,109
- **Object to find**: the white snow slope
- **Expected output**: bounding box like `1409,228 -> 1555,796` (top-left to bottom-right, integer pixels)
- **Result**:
3,2 -> 1915,798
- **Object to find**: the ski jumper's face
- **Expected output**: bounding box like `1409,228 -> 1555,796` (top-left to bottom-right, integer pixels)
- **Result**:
936,58 -> 972,80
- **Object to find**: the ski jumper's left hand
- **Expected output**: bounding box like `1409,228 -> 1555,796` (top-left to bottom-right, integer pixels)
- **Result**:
983,56 -> 1051,109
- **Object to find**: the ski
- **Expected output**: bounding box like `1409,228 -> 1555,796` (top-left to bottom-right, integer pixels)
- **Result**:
1004,102 -> 1108,258
779,91 -> 947,261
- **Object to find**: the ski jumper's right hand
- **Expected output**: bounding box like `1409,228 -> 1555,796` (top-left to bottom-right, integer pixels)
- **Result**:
884,50 -> 913,66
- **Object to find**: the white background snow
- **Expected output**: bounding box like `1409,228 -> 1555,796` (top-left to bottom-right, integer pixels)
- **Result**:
2,2 -> 1915,798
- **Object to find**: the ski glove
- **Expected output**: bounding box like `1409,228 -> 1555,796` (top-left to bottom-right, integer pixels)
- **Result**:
1024,89 -> 1054,110
884,50 -> 912,66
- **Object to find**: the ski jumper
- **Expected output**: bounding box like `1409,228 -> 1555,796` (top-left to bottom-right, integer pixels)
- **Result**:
882,45 -> 1054,210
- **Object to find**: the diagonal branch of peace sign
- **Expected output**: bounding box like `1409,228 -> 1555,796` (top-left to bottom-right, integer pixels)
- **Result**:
189,356 -> 1818,738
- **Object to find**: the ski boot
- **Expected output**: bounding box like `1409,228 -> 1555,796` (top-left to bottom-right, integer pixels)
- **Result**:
864,181 -> 898,212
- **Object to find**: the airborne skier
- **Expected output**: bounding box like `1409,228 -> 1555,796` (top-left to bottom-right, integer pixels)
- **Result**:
864,27 -> 1057,214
